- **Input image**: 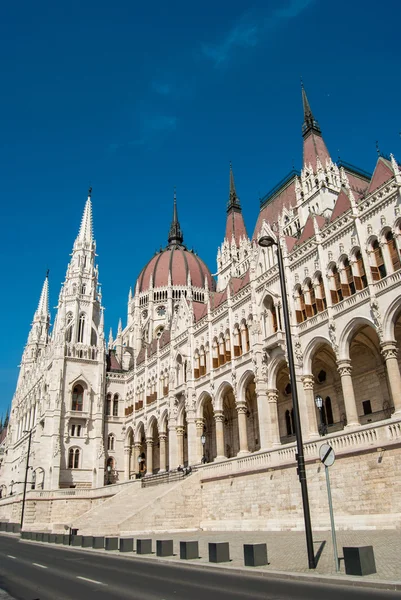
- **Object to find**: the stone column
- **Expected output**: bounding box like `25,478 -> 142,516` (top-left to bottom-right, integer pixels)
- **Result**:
186,415 -> 197,466
159,433 -> 167,472
267,389 -> 281,446
301,374 -> 319,438
337,360 -> 360,427
236,402 -> 249,455
255,380 -> 270,450
214,410 -> 225,460
146,438 -> 154,475
195,418 -> 204,463
176,426 -> 185,467
381,342 -> 401,415
124,445 -> 131,481
134,442 -> 142,476
168,419 -> 178,470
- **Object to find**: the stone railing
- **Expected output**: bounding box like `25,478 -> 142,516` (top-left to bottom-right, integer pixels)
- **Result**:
199,417 -> 401,481
65,343 -> 98,361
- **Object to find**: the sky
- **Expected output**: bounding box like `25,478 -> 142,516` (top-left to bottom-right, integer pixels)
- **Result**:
1,0 -> 401,418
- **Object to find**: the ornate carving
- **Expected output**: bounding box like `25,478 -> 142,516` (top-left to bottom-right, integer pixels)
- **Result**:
176,426 -> 185,437
146,437 -> 154,447
53,435 -> 60,457
328,320 -> 339,357
236,402 -> 248,415
97,437 -> 105,459
214,410 -> 224,424
301,374 -> 314,390
267,389 -> 279,403
381,343 -> 398,361
337,360 -> 352,378
294,339 -> 303,364
370,299 -> 383,341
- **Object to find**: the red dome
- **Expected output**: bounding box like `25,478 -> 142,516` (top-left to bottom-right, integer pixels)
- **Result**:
137,246 -> 214,293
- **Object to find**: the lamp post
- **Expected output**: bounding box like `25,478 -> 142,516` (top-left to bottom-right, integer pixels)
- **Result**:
201,434 -> 206,464
107,464 -> 112,485
315,395 -> 327,436
258,235 -> 316,569
20,429 -> 33,529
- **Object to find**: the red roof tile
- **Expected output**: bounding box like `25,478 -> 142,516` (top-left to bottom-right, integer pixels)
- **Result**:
296,214 -> 325,246
226,209 -> 248,246
193,301 -> 207,322
331,189 -> 351,222
367,157 -> 394,194
303,132 -> 330,172
253,179 -> 297,240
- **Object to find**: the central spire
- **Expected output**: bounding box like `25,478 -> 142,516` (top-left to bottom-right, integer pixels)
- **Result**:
35,270 -> 50,320
168,188 -> 184,246
227,162 -> 241,211
301,83 -> 321,138
76,187 -> 93,245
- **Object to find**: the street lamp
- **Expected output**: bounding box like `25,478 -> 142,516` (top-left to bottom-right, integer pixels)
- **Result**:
258,234 -> 316,569
315,395 -> 327,436
20,429 -> 33,529
107,464 -> 112,485
201,434 -> 206,464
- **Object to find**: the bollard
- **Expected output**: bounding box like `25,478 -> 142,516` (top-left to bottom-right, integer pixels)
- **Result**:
0,523 -> 7,532
43,533 -> 50,543
36,533 -> 44,542
105,537 -> 119,551
6,523 -> 14,533
243,543 -> 268,567
92,536 -> 105,549
55,534 -> 64,544
71,535 -> 83,547
156,540 -> 174,557
31,532 -> 38,541
136,539 -> 152,554
63,534 -> 70,545
343,546 -> 376,576
180,541 -> 199,560
82,536 -> 93,548
13,524 -> 21,534
209,542 -> 230,563
21,531 -> 32,540
119,538 -> 134,553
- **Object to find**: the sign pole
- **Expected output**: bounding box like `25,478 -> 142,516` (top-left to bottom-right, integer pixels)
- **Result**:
325,462 -> 339,572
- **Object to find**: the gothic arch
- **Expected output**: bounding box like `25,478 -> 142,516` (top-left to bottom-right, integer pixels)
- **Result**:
159,408 -> 169,434
125,426 -> 134,445
146,415 -> 158,438
303,336 -> 332,374
267,352 -> 286,389
134,421 -> 145,444
338,316 -> 376,360
214,380 -> 232,411
196,390 -> 213,418
237,369 -> 255,403
383,296 -> 401,342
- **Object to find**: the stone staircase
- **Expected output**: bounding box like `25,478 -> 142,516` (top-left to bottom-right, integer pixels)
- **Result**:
72,473 -> 202,536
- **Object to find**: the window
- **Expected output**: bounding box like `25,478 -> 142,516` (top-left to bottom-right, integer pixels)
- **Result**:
81,284 -> 86,295
71,424 -> 75,437
353,251 -> 368,290
330,266 -> 343,304
71,424 -> 82,437
194,353 -> 200,379
106,393 -> 111,416
72,385 -> 83,411
66,313 -> 73,343
362,400 -> 372,415
233,327 -> 242,357
225,333 -> 231,363
285,409 -> 294,435
386,231 -> 401,272
107,434 -> 115,451
78,314 -> 86,343
341,258 -> 356,297
305,281 -> 318,318
113,395 -> 119,417
324,397 -> 334,425
295,287 -> 307,323
68,448 -> 80,469
371,240 -> 386,281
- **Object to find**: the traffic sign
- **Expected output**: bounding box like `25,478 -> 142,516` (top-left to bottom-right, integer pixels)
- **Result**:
319,443 -> 335,467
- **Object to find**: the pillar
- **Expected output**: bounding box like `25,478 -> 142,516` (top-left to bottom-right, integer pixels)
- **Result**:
236,402 -> 249,455
134,442 -> 142,476
124,445 -> 131,481
214,410 -> 225,460
381,342 -> 401,415
195,418 -> 204,463
146,438 -> 154,474
266,389 -> 281,446
337,360 -> 360,427
168,418 -> 178,469
301,374 -> 319,438
176,426 -> 185,467
159,433 -> 167,472
186,415 -> 197,466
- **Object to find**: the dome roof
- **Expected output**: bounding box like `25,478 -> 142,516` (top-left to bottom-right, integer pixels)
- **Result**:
136,192 -> 215,293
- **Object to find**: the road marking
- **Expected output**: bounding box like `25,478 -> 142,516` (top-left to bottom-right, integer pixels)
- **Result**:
7,555 -> 16,559
32,563 -> 48,569
76,576 -> 106,586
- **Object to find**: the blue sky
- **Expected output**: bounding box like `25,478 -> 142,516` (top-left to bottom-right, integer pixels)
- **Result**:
1,0 -> 401,418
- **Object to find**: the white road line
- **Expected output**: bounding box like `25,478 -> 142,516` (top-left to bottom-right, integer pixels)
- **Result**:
76,576 -> 106,586
32,562 -> 48,569
7,555 -> 16,559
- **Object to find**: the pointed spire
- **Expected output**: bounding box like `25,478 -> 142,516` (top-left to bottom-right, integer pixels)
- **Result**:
76,187 -> 93,245
168,187 -> 184,246
301,83 -> 321,137
227,162 -> 241,211
128,287 -> 132,302
117,318 -> 122,335
35,271 -> 49,319
108,327 -> 113,350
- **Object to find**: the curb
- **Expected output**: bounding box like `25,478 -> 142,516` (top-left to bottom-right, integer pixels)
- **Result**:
17,537 -> 401,592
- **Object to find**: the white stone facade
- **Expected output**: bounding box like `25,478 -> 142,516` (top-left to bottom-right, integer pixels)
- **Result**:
1,92 -> 401,515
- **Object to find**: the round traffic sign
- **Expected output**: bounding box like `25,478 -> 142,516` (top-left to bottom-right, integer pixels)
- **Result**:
319,443 -> 335,467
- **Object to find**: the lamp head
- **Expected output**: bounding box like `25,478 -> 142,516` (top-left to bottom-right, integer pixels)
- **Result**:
258,235 -> 277,248
201,434 -> 206,445
107,465 -> 111,473
315,395 -> 323,409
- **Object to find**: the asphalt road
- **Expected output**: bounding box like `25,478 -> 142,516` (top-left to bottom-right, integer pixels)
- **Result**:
0,535 -> 400,600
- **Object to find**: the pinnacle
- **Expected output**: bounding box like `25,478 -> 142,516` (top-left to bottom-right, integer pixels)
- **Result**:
35,272 -> 50,320
301,83 -> 321,137
227,162 -> 241,212
77,188 -> 94,244
168,188 -> 184,246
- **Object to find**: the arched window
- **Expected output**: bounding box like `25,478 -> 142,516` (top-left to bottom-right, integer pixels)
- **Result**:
81,284 -> 86,295
325,397 -> 334,425
199,348 -> 206,376
68,448 -> 80,469
105,393 -> 111,416
113,395 -> 119,416
371,240 -> 387,281
233,326 -> 242,357
330,266 -> 343,304
218,336 -> 226,366
212,340 -> 219,369
295,287 -> 307,323
285,410 -> 294,436
66,313 -> 73,343
107,434 -> 115,451
225,332 -> 231,363
78,314 -> 86,343
314,274 -> 326,312
341,258 -> 356,297
353,251 -> 368,290
386,231 -> 401,272
72,385 -> 83,411
304,281 -> 317,318
194,352 -> 200,379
